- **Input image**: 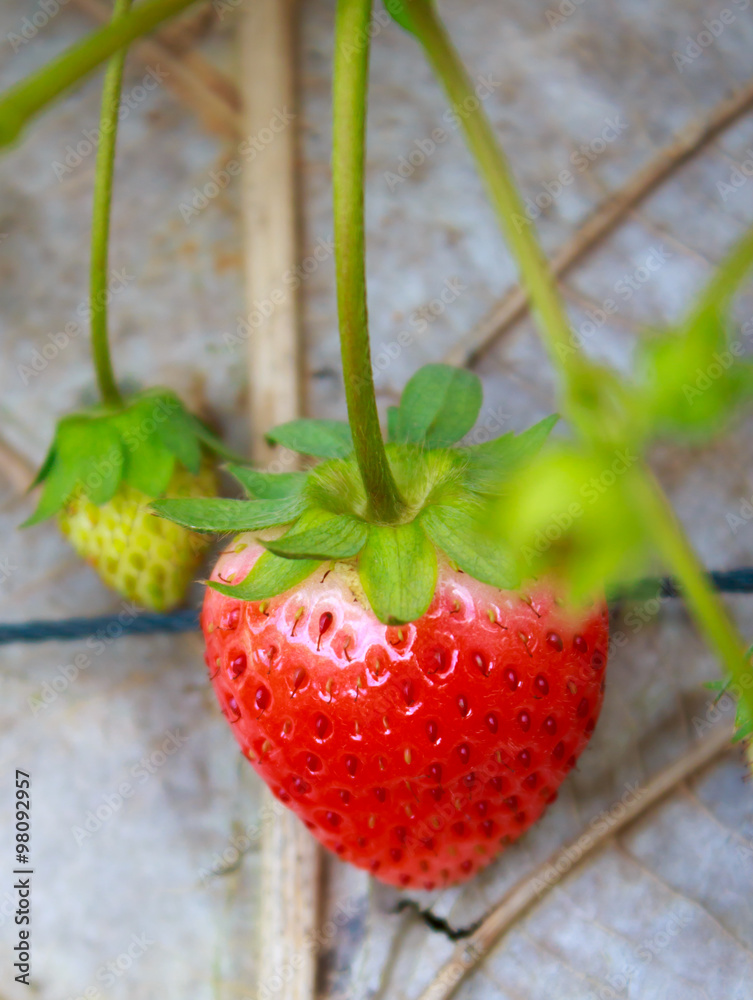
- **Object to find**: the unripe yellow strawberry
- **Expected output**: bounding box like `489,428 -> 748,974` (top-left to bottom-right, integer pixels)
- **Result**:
24,389 -> 234,612
58,464 -> 218,611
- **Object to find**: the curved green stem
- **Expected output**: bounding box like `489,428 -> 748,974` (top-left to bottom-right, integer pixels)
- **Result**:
0,0 -> 200,148
406,2 -> 573,365
631,467 -> 753,724
90,0 -> 133,408
333,0 -> 405,523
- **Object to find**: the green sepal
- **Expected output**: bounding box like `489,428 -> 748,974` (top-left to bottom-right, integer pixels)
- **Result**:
634,228 -> 753,442
266,419 -> 354,458
22,417 -> 115,526
116,400 -> 176,496
422,505 -> 518,590
226,465 -> 309,500
463,414 -> 559,488
150,495 -> 304,533
264,508 -> 368,561
358,520 -> 437,625
392,364 -> 483,449
209,550 -> 322,602
23,387 -> 233,525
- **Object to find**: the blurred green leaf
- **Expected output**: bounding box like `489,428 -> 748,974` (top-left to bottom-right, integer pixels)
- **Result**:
496,444 -> 650,600
635,228 -> 753,441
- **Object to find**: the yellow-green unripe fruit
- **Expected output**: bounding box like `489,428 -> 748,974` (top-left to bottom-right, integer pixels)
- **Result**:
58,464 -> 218,611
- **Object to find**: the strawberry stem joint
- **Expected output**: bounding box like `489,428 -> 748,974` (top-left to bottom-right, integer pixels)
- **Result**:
152,0 -> 610,887
22,0 -> 229,613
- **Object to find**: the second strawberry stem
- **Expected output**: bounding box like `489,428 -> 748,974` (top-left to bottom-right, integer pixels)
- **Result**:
409,1 -> 753,723
333,0 -> 406,524
90,0 -> 132,408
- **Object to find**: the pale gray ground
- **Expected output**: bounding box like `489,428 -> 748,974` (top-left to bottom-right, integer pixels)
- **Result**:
1,0 -> 753,998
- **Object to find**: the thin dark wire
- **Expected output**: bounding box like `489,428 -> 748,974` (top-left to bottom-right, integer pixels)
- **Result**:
1,569 -> 752,645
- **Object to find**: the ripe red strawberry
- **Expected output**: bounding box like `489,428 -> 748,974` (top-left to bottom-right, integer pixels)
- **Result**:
201,537 -> 607,889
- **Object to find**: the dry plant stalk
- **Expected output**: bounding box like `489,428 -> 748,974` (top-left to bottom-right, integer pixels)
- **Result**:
240,3 -> 320,1000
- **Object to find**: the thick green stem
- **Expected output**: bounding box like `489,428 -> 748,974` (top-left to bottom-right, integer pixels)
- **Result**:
407,2 -> 573,365
631,466 -> 753,725
90,0 -> 133,408
0,0 -> 200,148
333,0 -> 405,523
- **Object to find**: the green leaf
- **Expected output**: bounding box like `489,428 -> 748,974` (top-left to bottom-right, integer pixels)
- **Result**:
210,551 -> 322,602
22,417 -> 124,524
358,521 -> 437,624
117,405 -> 176,496
266,419 -> 354,459
264,509 -> 368,560
28,440 -> 57,490
422,505 -> 518,589
464,414 -> 559,490
151,495 -> 304,533
393,364 -> 483,449
22,422 -> 93,526
226,465 -> 309,500
154,402 -> 202,475
184,412 -> 245,463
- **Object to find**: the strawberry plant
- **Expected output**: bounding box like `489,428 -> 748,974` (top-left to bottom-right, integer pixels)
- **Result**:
1,0 -> 752,882
19,0 -> 231,611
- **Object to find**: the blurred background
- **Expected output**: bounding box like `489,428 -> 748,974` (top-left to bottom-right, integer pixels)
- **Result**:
1,0 -> 753,997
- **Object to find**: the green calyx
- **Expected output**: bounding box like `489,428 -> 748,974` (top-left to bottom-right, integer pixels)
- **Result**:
153,363 -> 558,625
23,387 -> 236,527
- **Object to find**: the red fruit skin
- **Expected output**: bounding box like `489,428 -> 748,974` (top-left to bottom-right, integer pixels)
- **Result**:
202,537 -> 608,889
